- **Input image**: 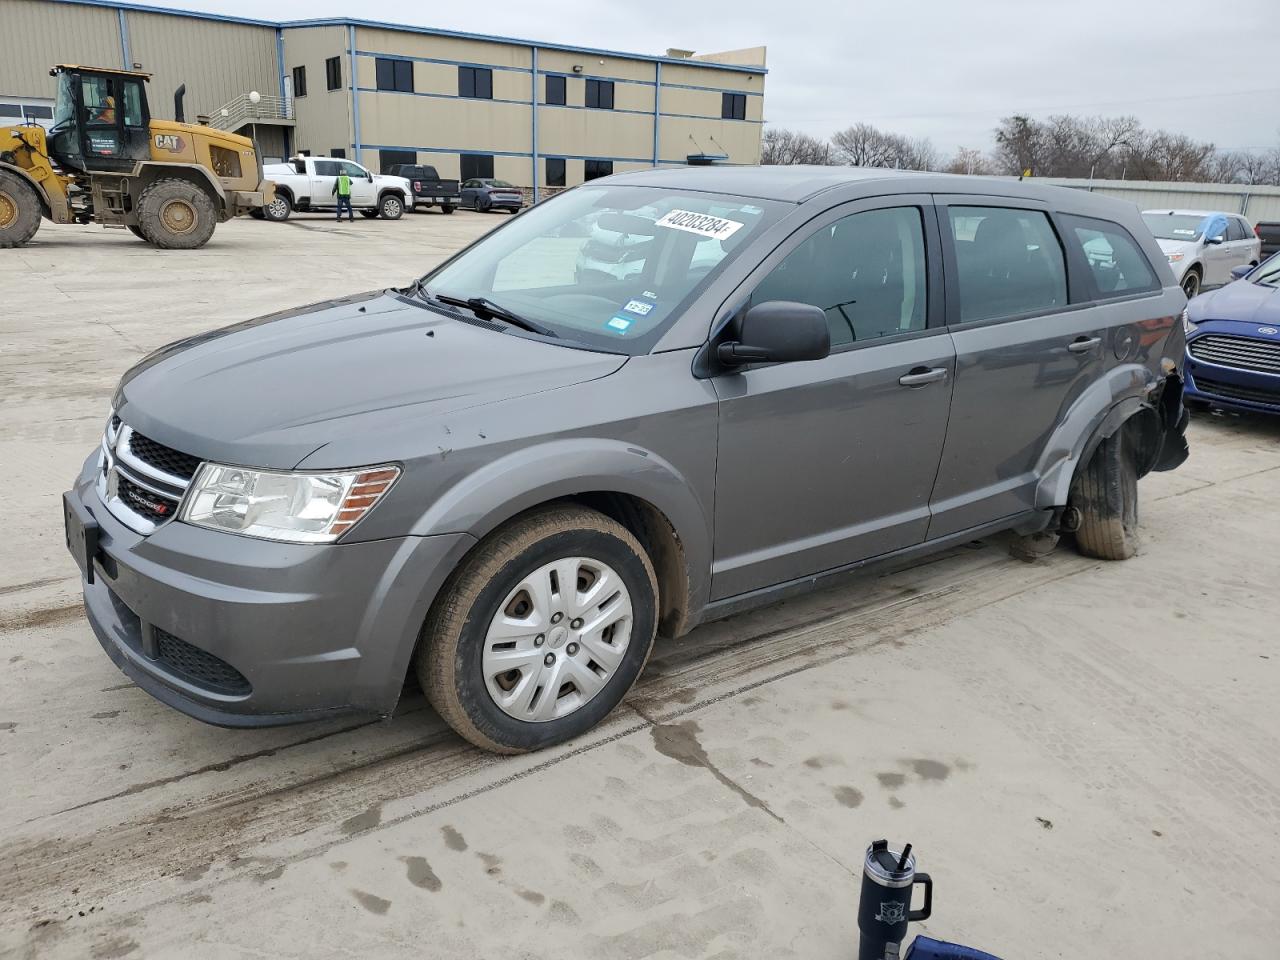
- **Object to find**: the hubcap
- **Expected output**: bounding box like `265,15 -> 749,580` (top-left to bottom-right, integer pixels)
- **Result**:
481,556 -> 633,723
0,190 -> 16,229
159,198 -> 197,235
383,198 -> 399,216
268,198 -> 288,217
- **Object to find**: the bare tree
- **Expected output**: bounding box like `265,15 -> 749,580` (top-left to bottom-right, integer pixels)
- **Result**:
993,115 -> 1044,176
1124,130 -> 1216,181
945,146 -> 994,175
760,127 -> 832,165
830,123 -> 939,170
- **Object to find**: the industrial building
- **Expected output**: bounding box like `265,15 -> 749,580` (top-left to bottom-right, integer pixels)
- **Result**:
1,0 -> 767,192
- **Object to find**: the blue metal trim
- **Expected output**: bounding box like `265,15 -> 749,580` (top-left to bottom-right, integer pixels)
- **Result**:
530,46 -> 539,204
652,61 -> 660,169
660,81 -> 764,96
348,25 -> 361,163
531,102 -> 655,118
117,7 -> 131,69
355,50 -> 529,73
660,112 -> 764,124
357,143 -> 657,165
356,87 -> 533,108
46,3 -> 767,75
537,70 -> 653,87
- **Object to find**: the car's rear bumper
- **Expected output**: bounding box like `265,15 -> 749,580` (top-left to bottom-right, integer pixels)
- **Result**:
67,453 -> 476,727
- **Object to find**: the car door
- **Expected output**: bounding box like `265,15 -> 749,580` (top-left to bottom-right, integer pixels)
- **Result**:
460,179 -> 478,207
342,161 -> 377,206
927,197 -> 1105,538
709,196 -> 955,600
1200,214 -> 1233,286
311,159 -> 340,206
1227,217 -> 1259,272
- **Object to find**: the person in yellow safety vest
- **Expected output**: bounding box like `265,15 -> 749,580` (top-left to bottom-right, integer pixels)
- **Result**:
332,171 -> 354,222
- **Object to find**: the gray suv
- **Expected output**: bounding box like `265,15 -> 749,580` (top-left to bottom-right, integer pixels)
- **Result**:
63,167 -> 1189,753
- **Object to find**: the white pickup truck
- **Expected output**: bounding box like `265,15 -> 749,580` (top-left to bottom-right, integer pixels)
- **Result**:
259,156 -> 413,222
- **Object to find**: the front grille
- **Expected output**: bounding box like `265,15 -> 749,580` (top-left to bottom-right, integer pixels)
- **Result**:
1189,334 -> 1280,374
116,473 -> 181,522
1194,374 -> 1280,406
128,431 -> 201,481
154,628 -> 251,695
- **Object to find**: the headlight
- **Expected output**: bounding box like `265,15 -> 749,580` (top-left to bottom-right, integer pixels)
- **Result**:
1181,308 -> 1198,336
1167,253 -> 1184,263
181,463 -> 399,543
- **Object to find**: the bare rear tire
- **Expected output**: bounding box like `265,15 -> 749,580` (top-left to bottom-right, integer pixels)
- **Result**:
0,169 -> 41,248
1071,432 -> 1140,561
136,178 -> 217,249
417,505 -> 658,754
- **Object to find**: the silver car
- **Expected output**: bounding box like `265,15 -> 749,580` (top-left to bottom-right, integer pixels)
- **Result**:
64,167 -> 1190,752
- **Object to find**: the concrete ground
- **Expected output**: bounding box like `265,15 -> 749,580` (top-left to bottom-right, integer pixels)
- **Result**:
2,213 -> 1278,960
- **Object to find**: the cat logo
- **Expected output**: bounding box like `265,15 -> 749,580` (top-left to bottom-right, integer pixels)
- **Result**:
153,133 -> 186,153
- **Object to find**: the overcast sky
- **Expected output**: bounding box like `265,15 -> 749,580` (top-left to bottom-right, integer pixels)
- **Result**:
130,0 -> 1278,156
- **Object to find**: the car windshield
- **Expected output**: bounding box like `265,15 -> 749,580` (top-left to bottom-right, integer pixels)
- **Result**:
419,185 -> 783,354
1142,213 -> 1208,242
1250,254 -> 1280,287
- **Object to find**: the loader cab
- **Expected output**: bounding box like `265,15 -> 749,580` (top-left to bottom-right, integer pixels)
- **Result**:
47,65 -> 151,174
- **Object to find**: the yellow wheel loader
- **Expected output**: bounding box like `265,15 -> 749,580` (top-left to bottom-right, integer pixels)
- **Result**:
0,65 -> 274,249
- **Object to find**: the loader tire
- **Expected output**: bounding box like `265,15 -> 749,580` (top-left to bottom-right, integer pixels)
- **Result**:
136,178 -> 217,250
1071,431 -> 1140,561
0,170 -> 41,248
127,225 -> 147,241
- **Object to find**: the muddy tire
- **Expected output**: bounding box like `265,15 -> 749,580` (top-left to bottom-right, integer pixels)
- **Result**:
0,169 -> 41,248
417,505 -> 658,754
1071,432 -> 1140,561
137,178 -> 217,249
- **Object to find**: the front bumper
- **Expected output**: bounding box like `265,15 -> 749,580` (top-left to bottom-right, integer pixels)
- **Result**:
67,453 -> 475,727
1186,328 -> 1280,414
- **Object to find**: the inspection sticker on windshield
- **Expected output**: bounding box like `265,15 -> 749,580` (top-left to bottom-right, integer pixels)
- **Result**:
655,209 -> 744,241
622,299 -> 654,316
606,315 -> 633,333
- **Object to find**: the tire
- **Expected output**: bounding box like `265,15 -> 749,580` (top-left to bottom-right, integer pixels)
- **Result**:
0,169 -> 41,248
1181,268 -> 1201,299
136,179 -> 217,249
379,194 -> 404,220
127,225 -> 147,241
476,194 -> 491,213
262,194 -> 292,222
441,205 -> 456,215
360,209 -> 379,219
249,208 -> 265,220
417,505 -> 659,753
1008,530 -> 1060,563
1071,432 -> 1140,561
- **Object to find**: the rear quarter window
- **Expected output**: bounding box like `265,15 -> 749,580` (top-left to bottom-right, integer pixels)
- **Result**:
1062,215 -> 1159,299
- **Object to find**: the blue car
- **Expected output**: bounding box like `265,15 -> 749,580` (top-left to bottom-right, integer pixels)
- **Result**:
1184,253 -> 1280,413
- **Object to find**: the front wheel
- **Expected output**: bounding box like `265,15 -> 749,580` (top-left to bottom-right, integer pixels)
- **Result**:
417,505 -> 658,753
1181,269 -> 1201,299
379,194 -> 404,220
1071,431 -> 1140,560
0,169 -> 43,248
136,178 -> 217,249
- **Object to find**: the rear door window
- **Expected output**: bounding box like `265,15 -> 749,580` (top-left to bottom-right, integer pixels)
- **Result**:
1062,215 -> 1159,298
947,206 -> 1067,322
1227,218 -> 1248,242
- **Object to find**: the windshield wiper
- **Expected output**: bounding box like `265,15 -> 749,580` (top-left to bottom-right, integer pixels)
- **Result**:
430,293 -> 558,338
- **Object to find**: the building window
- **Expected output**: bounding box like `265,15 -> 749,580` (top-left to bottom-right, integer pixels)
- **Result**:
292,65 -> 307,98
0,103 -> 20,117
325,56 -> 342,91
584,159 -> 613,180
585,79 -> 614,110
331,148 -> 346,158
379,149 -> 417,173
546,157 -> 566,187
721,92 -> 746,120
375,58 -> 414,93
545,75 -> 566,106
459,66 -> 493,100
460,153 -> 495,180
24,105 -> 53,120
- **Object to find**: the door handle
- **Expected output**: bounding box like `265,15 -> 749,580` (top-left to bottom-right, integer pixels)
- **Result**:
1067,336 -> 1102,353
898,366 -> 949,387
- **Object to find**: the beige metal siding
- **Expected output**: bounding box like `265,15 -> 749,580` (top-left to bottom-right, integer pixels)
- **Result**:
537,49 -> 655,84
539,110 -> 654,162
0,0 -> 123,100
125,10 -> 277,119
660,62 -> 763,95
283,26 -> 351,156
359,93 -> 532,155
356,28 -> 531,70
659,115 -> 761,165
1036,178 -> 1280,225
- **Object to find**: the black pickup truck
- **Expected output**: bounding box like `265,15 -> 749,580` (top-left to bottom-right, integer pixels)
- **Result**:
384,164 -> 461,213
1256,221 -> 1280,260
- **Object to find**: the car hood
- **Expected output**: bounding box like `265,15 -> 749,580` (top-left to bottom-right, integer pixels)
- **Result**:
1156,238 -> 1197,257
1191,278 -> 1280,326
114,291 -> 626,469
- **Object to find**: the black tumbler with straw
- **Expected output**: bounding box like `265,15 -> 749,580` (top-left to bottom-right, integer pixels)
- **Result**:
857,839 -> 933,960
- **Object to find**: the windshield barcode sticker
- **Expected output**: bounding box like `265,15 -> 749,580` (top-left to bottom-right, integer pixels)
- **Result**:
655,209 -> 744,241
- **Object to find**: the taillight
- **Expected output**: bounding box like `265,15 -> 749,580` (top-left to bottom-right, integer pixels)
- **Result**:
1256,224 -> 1262,237
413,180 -> 421,190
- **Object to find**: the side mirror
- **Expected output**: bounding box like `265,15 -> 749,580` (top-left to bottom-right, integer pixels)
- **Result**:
1206,235 -> 1224,245
1230,264 -> 1253,280
366,172 -> 374,181
718,301 -> 831,366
